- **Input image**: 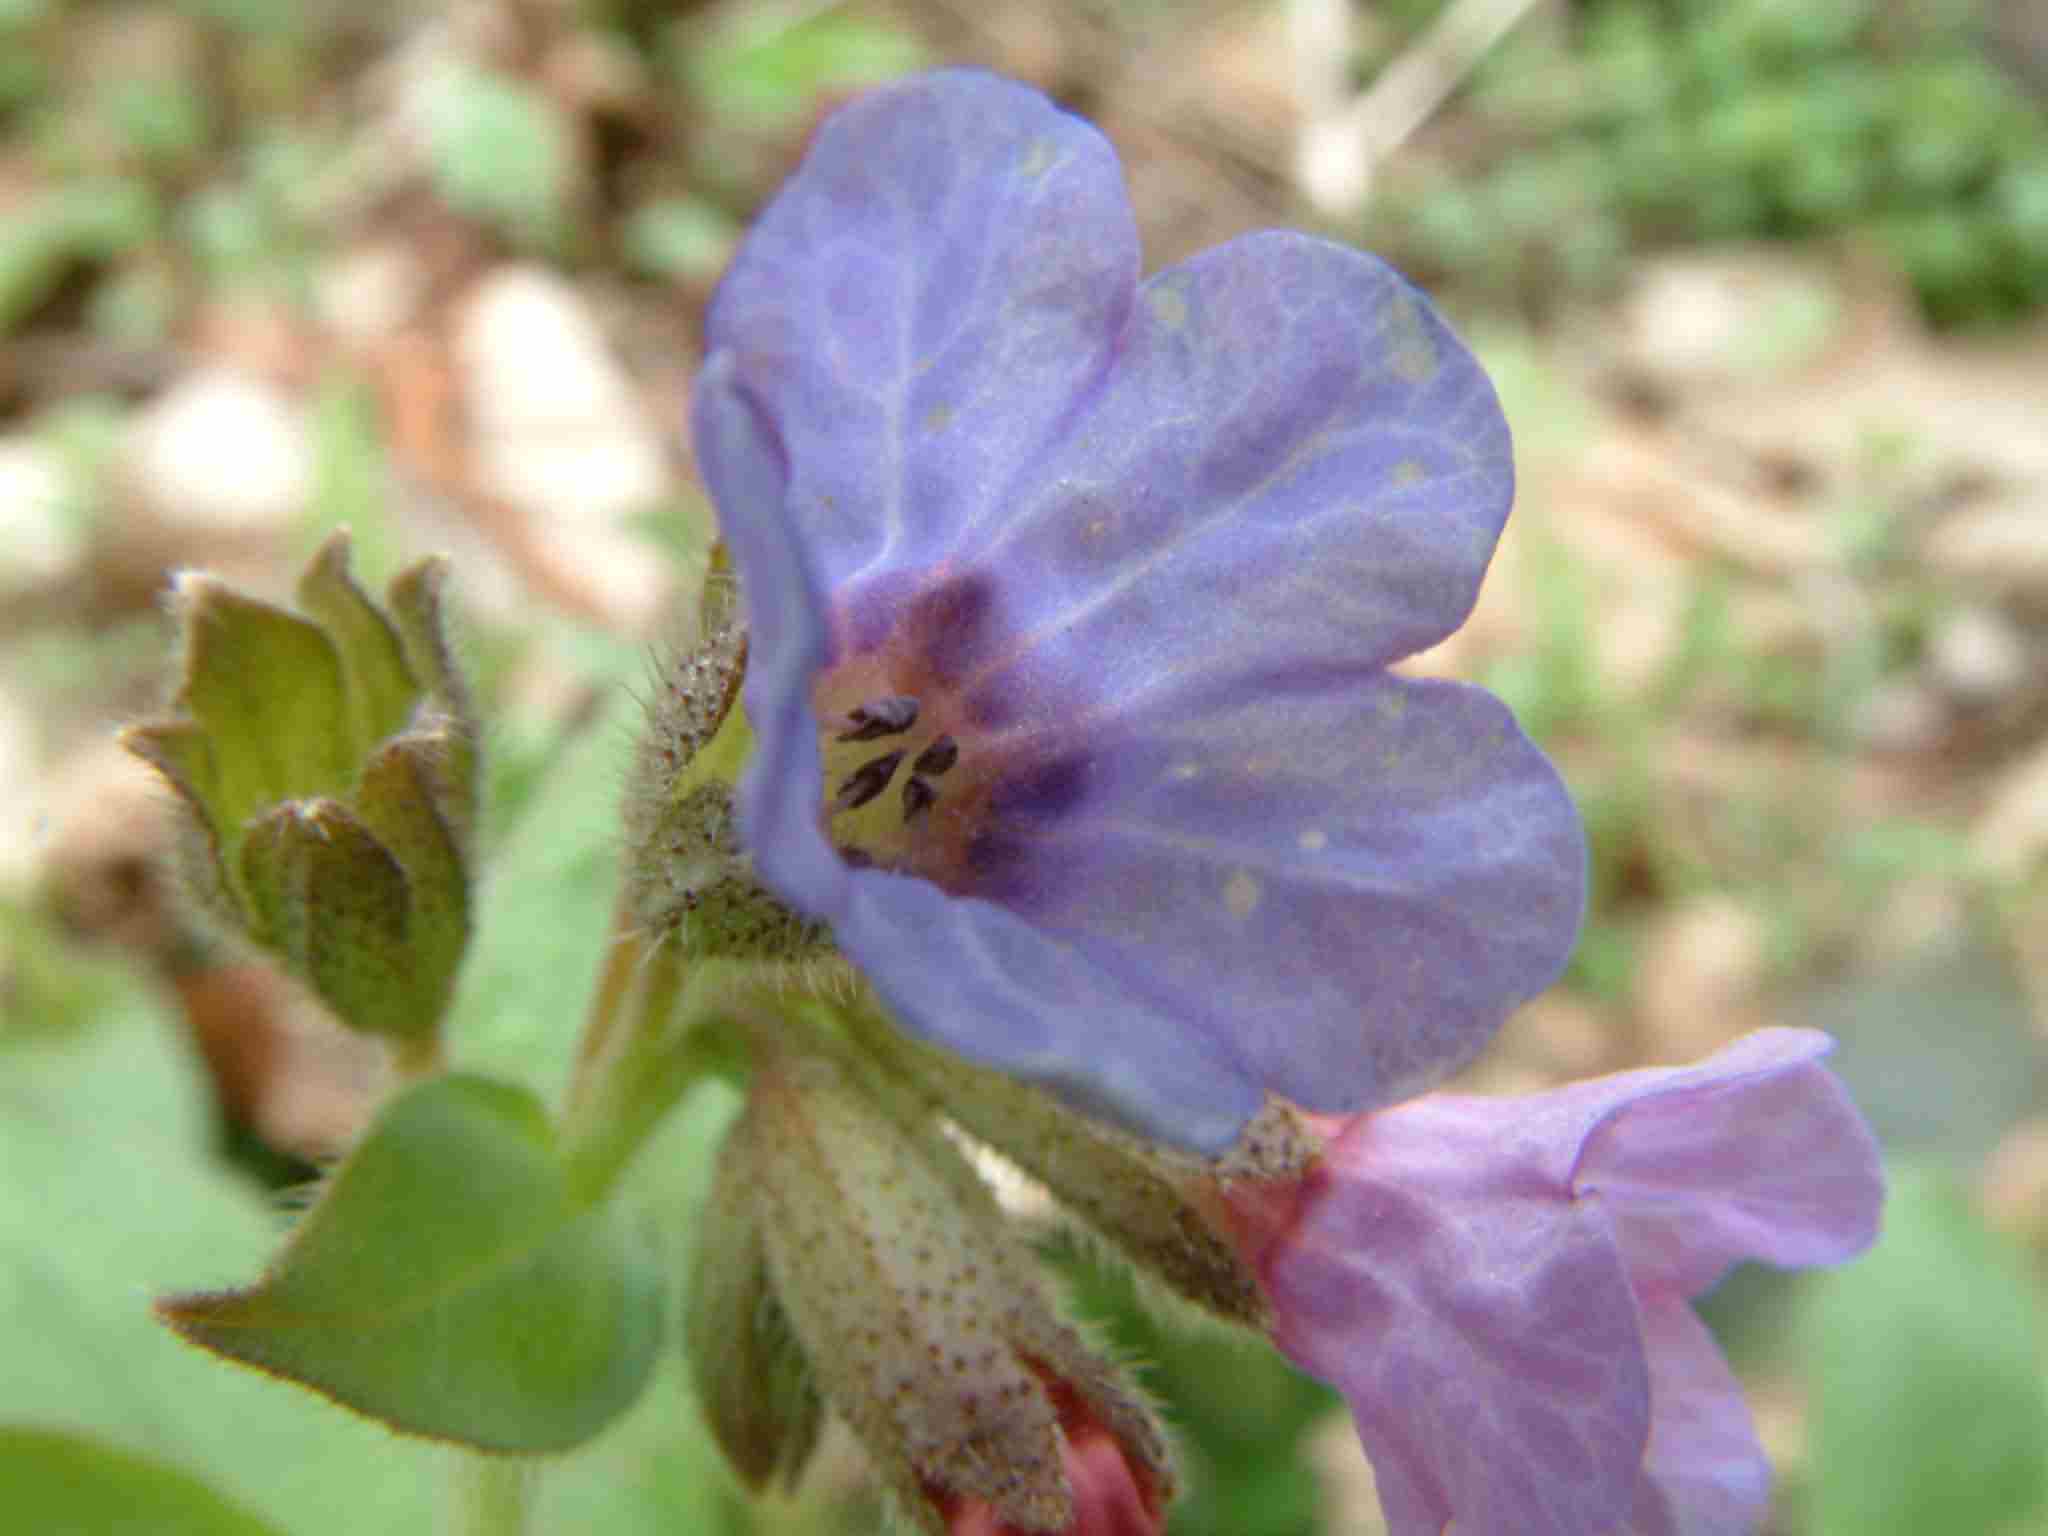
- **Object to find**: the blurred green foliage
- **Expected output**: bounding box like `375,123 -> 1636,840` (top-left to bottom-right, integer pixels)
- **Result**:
428,64 -> 577,256
1370,0 -> 2048,325
1,1427 -> 289,1536
1811,1166 -> 2048,1536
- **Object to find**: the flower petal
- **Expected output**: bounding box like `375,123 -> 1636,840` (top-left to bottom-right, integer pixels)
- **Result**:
1252,1100 -> 1652,1536
972,673 -> 1584,1118
947,231 -> 1514,722
691,356 -> 849,916
1623,1295 -> 1770,1536
838,869 -> 1262,1151
1561,1029 -> 1886,1296
704,69 -> 1139,600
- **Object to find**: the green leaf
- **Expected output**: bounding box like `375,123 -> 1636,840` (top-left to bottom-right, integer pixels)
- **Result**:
1811,1164 -> 2048,1536
386,557 -> 480,844
532,1086 -> 756,1536
621,197 -> 738,283
427,65 -> 571,251
0,980 -> 439,1532
238,798 -> 427,1045
0,1426 -> 287,1536
295,533 -> 421,761
688,11 -> 926,133
171,574 -> 356,861
354,735 -> 472,1026
1,919 -> 750,1534
159,1074 -> 663,1452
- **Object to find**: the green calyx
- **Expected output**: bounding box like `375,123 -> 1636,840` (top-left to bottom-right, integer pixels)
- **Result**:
839,1001 -> 1312,1331
620,574 -> 828,964
124,531 -> 476,1058
684,1109 -> 826,1494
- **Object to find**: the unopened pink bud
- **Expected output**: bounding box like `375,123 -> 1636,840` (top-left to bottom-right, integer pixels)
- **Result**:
729,1046 -> 1175,1533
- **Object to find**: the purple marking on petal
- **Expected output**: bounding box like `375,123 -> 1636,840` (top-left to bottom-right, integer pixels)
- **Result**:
985,752 -> 1094,821
892,567 -> 1006,695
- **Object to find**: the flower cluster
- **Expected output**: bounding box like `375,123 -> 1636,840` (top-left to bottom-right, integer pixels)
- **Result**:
677,67 -> 1883,1536
108,66 -> 1882,1536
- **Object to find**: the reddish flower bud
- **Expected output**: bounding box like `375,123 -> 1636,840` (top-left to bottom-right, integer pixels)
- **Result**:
726,1045 -> 1176,1534
940,1372 -> 1165,1536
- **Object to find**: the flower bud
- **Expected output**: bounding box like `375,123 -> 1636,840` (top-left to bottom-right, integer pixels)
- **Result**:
124,532 -> 475,1056
729,1046 -> 1175,1533
684,1103 -> 825,1492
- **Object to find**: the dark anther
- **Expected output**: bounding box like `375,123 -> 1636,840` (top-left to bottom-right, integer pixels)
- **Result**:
833,750 -> 906,812
901,775 -> 938,823
838,695 -> 920,741
912,734 -> 958,777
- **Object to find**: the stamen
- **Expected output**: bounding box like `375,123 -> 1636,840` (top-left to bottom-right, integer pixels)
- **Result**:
839,696 -> 920,741
912,734 -> 958,777
834,750 -> 906,812
901,775 -> 938,823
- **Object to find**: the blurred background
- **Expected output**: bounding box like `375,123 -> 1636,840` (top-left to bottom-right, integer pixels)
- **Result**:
2,0 -> 2046,1531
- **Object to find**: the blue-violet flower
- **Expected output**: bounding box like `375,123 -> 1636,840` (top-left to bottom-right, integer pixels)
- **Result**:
690,69 -> 1584,1152
1212,1027 -> 1885,1535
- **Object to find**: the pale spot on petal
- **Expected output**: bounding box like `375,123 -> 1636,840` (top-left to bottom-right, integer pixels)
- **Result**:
1223,869 -> 1261,921
1298,828 -> 1328,852
1386,291 -> 1438,383
1147,283 -> 1189,332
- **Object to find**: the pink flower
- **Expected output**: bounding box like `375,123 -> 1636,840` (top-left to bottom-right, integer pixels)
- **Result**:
1211,1028 -> 1883,1536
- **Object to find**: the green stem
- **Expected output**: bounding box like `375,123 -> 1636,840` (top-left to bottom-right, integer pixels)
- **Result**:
565,902 -> 650,1115
448,1453 -> 535,1536
559,942 -> 742,1204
